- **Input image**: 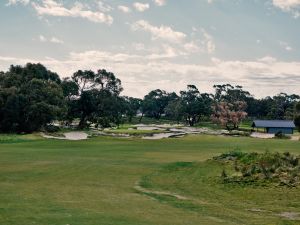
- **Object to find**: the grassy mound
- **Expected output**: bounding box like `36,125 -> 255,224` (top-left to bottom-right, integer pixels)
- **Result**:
215,151 -> 300,187
138,153 -> 300,224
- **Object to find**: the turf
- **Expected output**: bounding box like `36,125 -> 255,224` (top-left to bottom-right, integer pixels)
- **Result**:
0,134 -> 299,225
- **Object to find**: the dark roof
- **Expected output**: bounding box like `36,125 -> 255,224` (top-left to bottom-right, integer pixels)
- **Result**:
252,120 -> 295,128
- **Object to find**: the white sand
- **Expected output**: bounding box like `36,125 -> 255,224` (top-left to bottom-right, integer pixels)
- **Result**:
42,132 -> 88,140
250,132 -> 275,139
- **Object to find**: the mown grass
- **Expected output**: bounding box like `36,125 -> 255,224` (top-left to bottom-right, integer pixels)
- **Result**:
0,134 -> 300,225
0,133 -> 43,143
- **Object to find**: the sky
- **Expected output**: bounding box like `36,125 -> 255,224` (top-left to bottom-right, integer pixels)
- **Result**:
0,0 -> 300,98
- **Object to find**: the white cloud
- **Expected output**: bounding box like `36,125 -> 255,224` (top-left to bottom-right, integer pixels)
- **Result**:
133,2 -> 150,12
272,0 -> 300,11
118,5 -> 131,13
258,56 -> 277,63
184,42 -> 201,53
272,0 -> 300,18
201,29 -> 216,54
2,52 -> 300,98
50,37 -> 64,44
38,35 -> 64,44
6,0 -> 29,5
146,45 -> 181,59
130,21 -> 215,55
207,0 -> 214,3
279,41 -> 293,51
39,35 -> 47,42
131,20 -> 187,43
97,1 -> 113,12
132,43 -> 146,51
153,0 -> 166,6
32,0 -> 113,25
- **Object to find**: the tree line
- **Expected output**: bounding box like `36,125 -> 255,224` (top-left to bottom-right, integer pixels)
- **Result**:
0,63 -> 300,133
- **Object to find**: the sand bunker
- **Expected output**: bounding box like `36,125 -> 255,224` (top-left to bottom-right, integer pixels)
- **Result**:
142,132 -> 186,140
42,132 -> 88,140
250,132 -> 275,139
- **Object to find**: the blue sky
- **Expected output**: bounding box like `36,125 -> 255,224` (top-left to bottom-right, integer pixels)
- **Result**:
0,0 -> 300,98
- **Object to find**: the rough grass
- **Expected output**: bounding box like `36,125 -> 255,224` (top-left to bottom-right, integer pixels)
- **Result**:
0,134 -> 300,225
140,160 -> 300,224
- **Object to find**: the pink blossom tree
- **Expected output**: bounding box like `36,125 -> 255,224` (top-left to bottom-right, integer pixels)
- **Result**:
211,101 -> 247,130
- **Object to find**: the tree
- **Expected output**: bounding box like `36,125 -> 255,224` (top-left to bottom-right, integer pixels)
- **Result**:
213,84 -> 251,103
211,84 -> 248,130
165,98 -> 184,123
95,69 -> 123,95
0,63 -> 65,133
294,102 -> 300,131
8,63 -> 61,84
61,78 -> 79,100
180,85 -> 212,126
67,69 -> 124,129
141,89 -> 177,120
269,93 -> 299,120
211,101 -> 248,130
123,97 -> 142,122
61,78 -> 80,125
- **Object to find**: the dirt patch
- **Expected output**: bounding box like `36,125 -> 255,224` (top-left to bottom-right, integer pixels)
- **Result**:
291,136 -> 300,141
247,208 -> 270,213
276,212 -> 300,220
134,183 -> 188,200
248,209 -> 300,221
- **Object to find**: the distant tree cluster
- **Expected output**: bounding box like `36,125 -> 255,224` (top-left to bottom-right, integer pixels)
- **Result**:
295,102 -> 300,132
0,63 -> 300,133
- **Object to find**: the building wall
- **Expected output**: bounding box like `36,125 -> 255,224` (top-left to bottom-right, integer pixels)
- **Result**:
266,127 -> 294,134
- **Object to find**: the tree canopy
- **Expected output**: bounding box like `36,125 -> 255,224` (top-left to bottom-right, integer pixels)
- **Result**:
0,63 -> 300,132
0,63 -> 64,133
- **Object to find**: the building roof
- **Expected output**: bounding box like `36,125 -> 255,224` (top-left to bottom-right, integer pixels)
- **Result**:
252,120 -> 296,128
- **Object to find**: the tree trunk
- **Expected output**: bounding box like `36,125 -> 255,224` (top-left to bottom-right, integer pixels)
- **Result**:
139,113 -> 144,123
78,114 -> 87,129
196,115 -> 201,123
188,116 -> 195,126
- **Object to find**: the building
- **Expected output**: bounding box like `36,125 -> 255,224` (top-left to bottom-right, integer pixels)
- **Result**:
252,120 -> 296,134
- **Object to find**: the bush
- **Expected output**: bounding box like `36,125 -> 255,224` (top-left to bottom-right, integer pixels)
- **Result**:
213,150 -> 247,161
295,116 -> 300,132
44,124 -> 60,133
215,151 -> 300,187
274,131 -> 290,139
227,130 -> 250,137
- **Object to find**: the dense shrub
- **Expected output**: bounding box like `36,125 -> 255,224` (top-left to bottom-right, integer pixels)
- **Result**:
215,151 -> 300,187
44,124 -> 60,133
274,131 -> 290,139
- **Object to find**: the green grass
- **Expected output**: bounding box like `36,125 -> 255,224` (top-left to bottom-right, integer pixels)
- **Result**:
0,134 -> 300,225
140,160 -> 300,224
0,133 -> 43,143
